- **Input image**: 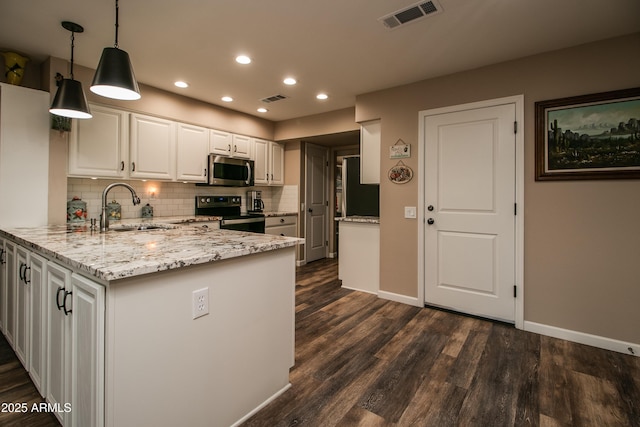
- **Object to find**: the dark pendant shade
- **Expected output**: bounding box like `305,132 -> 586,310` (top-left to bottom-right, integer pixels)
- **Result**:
49,78 -> 92,119
90,47 -> 141,100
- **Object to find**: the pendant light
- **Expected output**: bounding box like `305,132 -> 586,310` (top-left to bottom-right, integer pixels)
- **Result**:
90,0 -> 141,100
49,21 -> 92,119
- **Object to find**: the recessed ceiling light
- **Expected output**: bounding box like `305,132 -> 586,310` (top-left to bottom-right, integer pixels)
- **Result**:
174,81 -> 189,88
257,107 -> 268,113
283,77 -> 297,85
236,55 -> 251,64
316,93 -> 328,100
221,96 -> 233,102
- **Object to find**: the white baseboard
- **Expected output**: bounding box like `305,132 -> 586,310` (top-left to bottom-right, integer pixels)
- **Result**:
296,260 -> 306,267
341,285 -> 378,296
378,290 -> 421,307
230,383 -> 292,427
524,321 -> 639,357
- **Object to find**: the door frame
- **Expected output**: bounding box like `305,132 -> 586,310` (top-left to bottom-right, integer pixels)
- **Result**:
417,95 -> 525,329
304,142 -> 330,263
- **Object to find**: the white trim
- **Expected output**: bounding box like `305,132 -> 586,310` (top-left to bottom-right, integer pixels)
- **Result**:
230,383 -> 292,427
296,260 -> 306,267
378,290 -> 421,307
342,286 -> 378,296
524,321 -> 640,358
417,95 -> 525,329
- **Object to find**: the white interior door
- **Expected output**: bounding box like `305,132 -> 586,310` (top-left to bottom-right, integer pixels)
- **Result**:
424,103 -> 516,322
305,144 -> 328,263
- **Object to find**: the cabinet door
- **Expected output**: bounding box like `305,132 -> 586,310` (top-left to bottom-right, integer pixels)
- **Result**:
4,241 -> 15,347
69,105 -> 128,178
210,129 -> 232,156
232,134 -> 252,159
46,262 -> 72,427
71,274 -> 105,427
29,253 -> 47,397
176,123 -> 208,182
0,239 -> 6,334
253,139 -> 269,185
130,114 -> 176,180
15,245 -> 30,367
270,142 -> 285,185
360,120 -> 381,184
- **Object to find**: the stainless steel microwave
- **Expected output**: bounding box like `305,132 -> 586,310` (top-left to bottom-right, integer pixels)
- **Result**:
206,155 -> 254,186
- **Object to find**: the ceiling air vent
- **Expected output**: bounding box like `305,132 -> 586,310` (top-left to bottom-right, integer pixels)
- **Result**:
261,94 -> 288,103
379,0 -> 442,30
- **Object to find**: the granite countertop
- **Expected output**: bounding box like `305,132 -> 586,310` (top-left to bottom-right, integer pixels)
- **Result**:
0,220 -> 301,283
257,211 -> 298,217
335,216 -> 380,224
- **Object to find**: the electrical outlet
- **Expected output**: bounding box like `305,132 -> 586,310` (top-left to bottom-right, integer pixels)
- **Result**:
192,287 -> 209,319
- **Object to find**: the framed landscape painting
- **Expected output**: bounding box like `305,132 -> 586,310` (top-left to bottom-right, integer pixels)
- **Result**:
535,87 -> 640,180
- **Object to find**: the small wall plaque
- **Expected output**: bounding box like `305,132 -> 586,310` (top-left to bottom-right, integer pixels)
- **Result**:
390,139 -> 410,159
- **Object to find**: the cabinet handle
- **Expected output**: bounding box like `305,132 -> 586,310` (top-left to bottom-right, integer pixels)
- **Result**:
132,162 -> 136,172
63,290 -> 73,316
0,248 -> 5,264
120,161 -> 125,171
23,266 -> 30,284
228,144 -> 231,152
280,233 -> 285,236
234,145 -> 237,152
204,168 -> 207,177
56,286 -> 65,311
19,263 -> 25,281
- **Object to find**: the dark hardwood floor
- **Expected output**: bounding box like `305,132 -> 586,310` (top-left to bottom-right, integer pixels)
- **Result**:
1,258 -> 638,426
243,258 -> 640,427
0,334 -> 59,426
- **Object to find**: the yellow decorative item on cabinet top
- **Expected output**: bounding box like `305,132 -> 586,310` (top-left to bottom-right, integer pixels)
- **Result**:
1,51 -> 29,86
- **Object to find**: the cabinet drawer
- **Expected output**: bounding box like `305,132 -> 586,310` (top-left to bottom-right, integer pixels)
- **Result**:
265,215 -> 296,227
265,224 -> 296,237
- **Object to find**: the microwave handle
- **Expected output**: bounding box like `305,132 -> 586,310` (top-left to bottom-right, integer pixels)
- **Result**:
245,162 -> 252,185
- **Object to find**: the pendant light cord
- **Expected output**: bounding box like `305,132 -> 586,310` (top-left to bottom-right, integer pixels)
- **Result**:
114,0 -> 120,48
69,31 -> 76,79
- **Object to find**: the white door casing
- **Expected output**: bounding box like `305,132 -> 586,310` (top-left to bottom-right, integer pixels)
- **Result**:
418,96 -> 524,326
305,143 -> 329,263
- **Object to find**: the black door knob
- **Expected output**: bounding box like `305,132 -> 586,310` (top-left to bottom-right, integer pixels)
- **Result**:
427,218 -> 435,225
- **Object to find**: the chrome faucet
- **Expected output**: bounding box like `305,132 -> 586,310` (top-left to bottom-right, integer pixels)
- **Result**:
100,182 -> 141,232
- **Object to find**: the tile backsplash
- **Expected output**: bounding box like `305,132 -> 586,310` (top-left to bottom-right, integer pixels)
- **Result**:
67,178 -> 299,221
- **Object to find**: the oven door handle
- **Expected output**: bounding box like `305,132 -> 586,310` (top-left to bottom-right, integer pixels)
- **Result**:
221,217 -> 265,226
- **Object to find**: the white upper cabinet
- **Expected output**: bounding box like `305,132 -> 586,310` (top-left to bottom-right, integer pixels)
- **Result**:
69,104 -> 128,178
176,123 -> 209,182
360,119 -> 381,184
270,141 -> 284,185
130,113 -> 177,180
210,130 -> 251,159
254,139 -> 284,186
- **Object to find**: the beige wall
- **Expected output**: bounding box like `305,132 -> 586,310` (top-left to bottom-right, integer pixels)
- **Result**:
275,107 -> 359,141
356,33 -> 640,344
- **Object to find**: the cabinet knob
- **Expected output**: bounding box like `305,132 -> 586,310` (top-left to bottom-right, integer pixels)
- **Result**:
280,218 -> 285,223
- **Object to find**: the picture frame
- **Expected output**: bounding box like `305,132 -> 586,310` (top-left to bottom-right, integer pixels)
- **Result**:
535,87 -> 640,181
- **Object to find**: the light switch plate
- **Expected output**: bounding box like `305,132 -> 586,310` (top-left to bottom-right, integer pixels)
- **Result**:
404,206 -> 417,219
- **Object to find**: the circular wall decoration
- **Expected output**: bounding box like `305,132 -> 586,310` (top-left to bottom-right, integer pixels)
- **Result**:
388,163 -> 413,184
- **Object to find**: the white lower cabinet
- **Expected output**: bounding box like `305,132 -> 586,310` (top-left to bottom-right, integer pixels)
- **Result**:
4,241 -> 16,348
15,245 -> 30,368
46,261 -> 105,427
265,215 -> 297,237
0,238 -> 8,335
29,252 -> 47,396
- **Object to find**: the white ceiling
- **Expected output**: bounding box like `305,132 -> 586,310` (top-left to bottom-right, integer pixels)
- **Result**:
2,0 -> 639,122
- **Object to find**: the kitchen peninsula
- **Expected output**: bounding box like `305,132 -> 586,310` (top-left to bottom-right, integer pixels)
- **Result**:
0,222 -> 300,427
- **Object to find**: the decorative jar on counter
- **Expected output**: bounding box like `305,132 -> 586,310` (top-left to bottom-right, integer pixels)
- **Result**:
107,199 -> 121,220
67,196 -> 87,223
141,203 -> 153,218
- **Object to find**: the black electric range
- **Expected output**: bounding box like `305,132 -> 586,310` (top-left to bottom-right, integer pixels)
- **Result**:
195,196 -> 265,233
